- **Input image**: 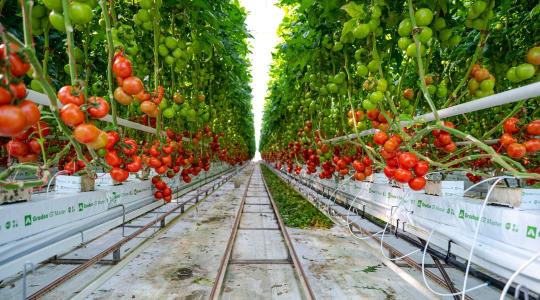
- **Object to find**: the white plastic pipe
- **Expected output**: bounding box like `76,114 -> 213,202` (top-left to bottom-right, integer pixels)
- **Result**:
327,82 -> 540,143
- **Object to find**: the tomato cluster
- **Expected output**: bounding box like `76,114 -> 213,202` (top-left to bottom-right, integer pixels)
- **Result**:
0,43 -> 41,139
432,122 -> 457,153
499,118 -> 540,159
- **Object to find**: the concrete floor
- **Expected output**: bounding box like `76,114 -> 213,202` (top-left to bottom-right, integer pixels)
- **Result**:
86,164 -> 442,299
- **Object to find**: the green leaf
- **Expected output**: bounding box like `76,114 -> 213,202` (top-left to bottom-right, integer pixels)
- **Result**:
531,4 -> 540,17
341,19 -> 356,39
340,2 -> 365,19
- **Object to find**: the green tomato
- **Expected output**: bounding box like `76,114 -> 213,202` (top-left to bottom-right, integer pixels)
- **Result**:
436,85 -> 448,98
32,5 -> 47,19
319,86 -> 328,95
332,42 -> 343,52
370,91 -> 384,103
69,2 -> 93,25
367,60 -> 379,73
43,0 -> 62,12
418,27 -> 433,44
406,43 -> 425,57
357,64 -> 368,77
470,1 -> 487,18
30,79 -> 44,92
140,0 -> 153,9
353,24 -> 370,39
158,44 -> 169,57
327,83 -> 338,94
73,46 -> 84,61
448,35 -> 461,47
377,78 -> 388,92
427,84 -> 437,95
142,21 -> 153,31
415,8 -> 433,26
126,45 -> 139,56
335,72 -> 346,84
159,99 -> 168,110
398,18 -> 412,37
439,29 -> 452,42
165,36 -> 178,50
172,48 -> 183,58
398,37 -> 412,51
432,17 -> 446,31
163,108 -> 175,119
472,18 -> 487,30
480,79 -> 495,92
138,9 -> 150,22
371,6 -> 382,19
506,67 -> 520,83
367,18 -> 380,31
165,55 -> 175,65
515,63 -> 535,80
362,99 -> 376,110
49,11 -> 66,32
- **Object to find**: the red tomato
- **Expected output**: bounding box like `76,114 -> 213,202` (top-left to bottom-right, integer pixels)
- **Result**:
154,191 -> 163,199
125,156 -> 142,172
161,155 -> 172,167
526,120 -> 540,136
162,187 -> 172,197
60,103 -> 85,127
110,167 -> 129,182
0,105 -> 27,137
524,139 -> 540,153
362,156 -> 372,166
398,152 -> 418,169
122,76 -> 144,95
352,160 -> 365,172
122,138 -> 138,155
73,123 -> 100,144
6,140 -> 29,157
28,138 -> 42,154
0,87 -> 13,104
413,161 -> 429,176
163,195 -> 172,202
9,82 -> 27,99
106,131 -> 120,149
32,121 -> 51,137
87,96 -> 109,119
151,175 -> 161,185
383,165 -> 396,178
373,131 -> 388,145
154,180 -> 166,190
57,86 -> 85,106
149,157 -> 162,168
105,150 -> 123,167
393,168 -> 413,183
149,145 -> 160,157
408,176 -> 427,191
503,117 -> 520,134
383,139 -> 398,152
63,160 -> 80,175
507,143 -> 526,158
443,142 -> 457,153
437,133 -> 452,145
18,153 -> 38,163
112,56 -> 132,78
19,100 -> 41,126
3,44 -> 30,77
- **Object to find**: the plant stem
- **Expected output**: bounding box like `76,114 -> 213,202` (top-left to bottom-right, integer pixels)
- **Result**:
99,0 -> 118,128
61,0 -> 78,84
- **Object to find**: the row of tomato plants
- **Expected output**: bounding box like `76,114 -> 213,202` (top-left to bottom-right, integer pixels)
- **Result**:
0,0 -> 254,199
260,0 -> 539,189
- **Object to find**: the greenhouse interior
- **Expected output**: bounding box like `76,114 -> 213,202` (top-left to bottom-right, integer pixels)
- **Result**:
0,0 -> 539,299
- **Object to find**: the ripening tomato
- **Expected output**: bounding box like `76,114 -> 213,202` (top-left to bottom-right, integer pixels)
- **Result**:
398,152 -> 418,169
408,176 -> 426,191
73,123 -> 100,144
18,100 -> 41,126
500,133 -> 517,147
114,87 -> 133,105
110,167 -> 129,182
105,150 -> 123,167
443,142 -> 457,153
383,139 -> 398,152
87,130 -> 108,150
87,96 -> 109,119
393,168 -> 413,183
507,143 -> 526,158
57,85 -> 85,106
156,165 -> 168,174
149,157 -> 162,168
161,155 -> 172,167
503,117 -> 520,134
60,103 -> 85,127
6,140 -> 29,157
122,76 -> 144,95
0,105 -> 27,137
413,161 -> 429,176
